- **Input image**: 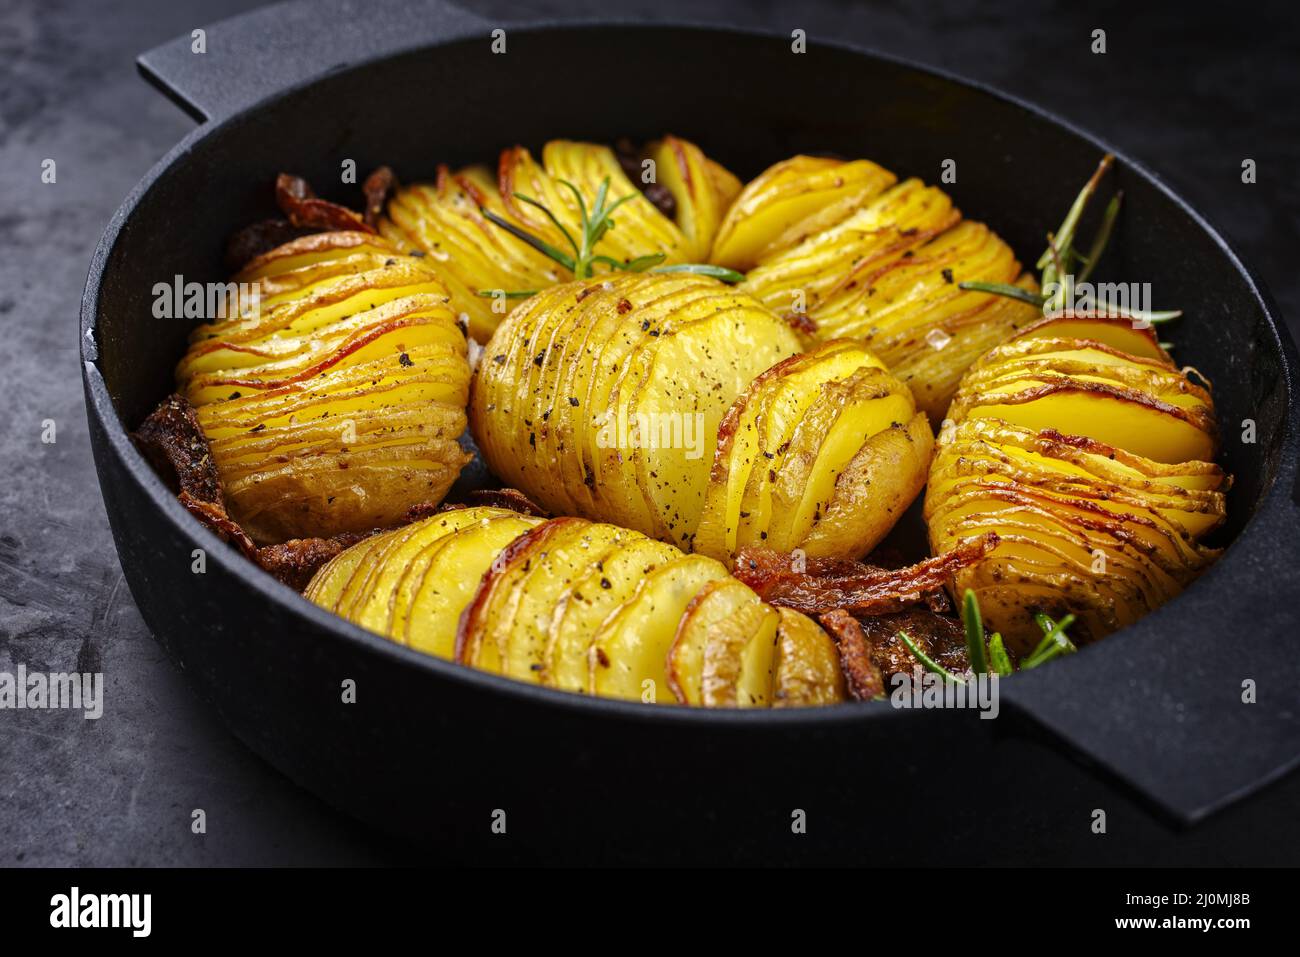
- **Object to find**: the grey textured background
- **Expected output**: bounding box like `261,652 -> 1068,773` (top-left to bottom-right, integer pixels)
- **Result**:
1,0 -> 1297,865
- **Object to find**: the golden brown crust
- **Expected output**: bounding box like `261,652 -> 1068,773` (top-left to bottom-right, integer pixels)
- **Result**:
818,609 -> 884,701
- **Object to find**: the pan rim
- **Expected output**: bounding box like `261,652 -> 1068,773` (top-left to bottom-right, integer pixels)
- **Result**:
81,19 -> 1299,729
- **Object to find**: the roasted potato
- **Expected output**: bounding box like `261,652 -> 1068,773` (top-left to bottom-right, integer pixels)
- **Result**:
470,272 -> 806,548
720,158 -> 1041,419
693,339 -> 933,562
924,315 -> 1227,651
176,230 -> 473,544
379,137 -> 741,340
306,507 -> 846,707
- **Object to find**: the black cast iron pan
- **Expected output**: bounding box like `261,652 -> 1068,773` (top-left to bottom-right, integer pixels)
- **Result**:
80,0 -> 1300,863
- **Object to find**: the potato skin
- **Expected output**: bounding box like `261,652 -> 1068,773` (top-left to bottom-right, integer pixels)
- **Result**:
176,230 -> 472,544
924,320 -> 1227,651
306,508 -> 846,707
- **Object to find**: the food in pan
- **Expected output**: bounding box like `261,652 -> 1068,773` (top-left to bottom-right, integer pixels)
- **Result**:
174,227 -> 472,544
470,272 -> 932,559
304,505 -> 845,706
925,315 -> 1227,651
470,272 -> 803,546
378,137 -> 740,341
139,139 -> 1229,707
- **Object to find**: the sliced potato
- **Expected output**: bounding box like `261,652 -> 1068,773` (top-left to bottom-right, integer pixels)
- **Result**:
701,600 -> 781,708
771,608 -> 847,708
710,156 -> 897,270
666,578 -> 765,705
926,319 -> 1224,648
178,231 -> 472,544
497,522 -> 632,682
767,367 -> 917,552
646,135 -> 741,261
589,554 -> 730,702
401,513 -> 543,658
456,518 -> 586,674
795,411 -> 934,558
544,536 -> 681,693
470,273 -> 803,547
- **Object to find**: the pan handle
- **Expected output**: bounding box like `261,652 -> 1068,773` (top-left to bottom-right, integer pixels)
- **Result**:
137,0 -> 492,123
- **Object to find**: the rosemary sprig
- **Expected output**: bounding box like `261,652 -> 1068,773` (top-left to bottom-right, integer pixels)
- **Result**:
1021,612 -> 1079,670
960,154 -> 1181,325
963,588 -> 989,675
894,589 -> 1074,679
897,629 -> 965,684
479,176 -> 745,293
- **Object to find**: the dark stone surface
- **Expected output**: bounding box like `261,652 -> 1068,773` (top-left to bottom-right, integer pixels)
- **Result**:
0,0 -> 1296,865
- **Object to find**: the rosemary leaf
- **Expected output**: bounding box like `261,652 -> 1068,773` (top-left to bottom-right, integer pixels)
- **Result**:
479,207 -> 575,272
897,630 -> 965,685
962,588 -> 989,675
653,263 -> 746,283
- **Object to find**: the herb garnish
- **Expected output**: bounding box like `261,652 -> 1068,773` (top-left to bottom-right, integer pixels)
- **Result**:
476,176 -> 744,300
897,589 -> 1076,681
959,154 -> 1181,326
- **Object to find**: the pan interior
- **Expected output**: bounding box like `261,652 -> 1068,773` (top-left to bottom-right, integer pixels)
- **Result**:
93,26 -> 1284,564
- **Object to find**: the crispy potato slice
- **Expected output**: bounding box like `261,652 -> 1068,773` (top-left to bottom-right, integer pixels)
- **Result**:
350,508 -> 508,633
542,139 -> 687,263
1012,313 -> 1172,363
954,380 -> 1216,465
771,608 -> 847,708
303,532 -> 387,611
710,156 -> 897,270
497,522 -> 634,683
767,367 -> 916,551
400,513 -> 543,659
456,518 -> 587,674
626,294 -> 803,545
589,554 -> 729,703
666,578 -> 766,705
700,600 -> 781,708
544,536 -> 681,692
741,178 -> 959,317
796,411 -> 934,558
646,135 -> 740,261
732,341 -> 883,549
379,166 -> 565,341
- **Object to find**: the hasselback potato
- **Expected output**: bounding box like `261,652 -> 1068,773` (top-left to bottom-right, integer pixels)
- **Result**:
471,272 -> 805,547
379,136 -> 741,341
469,272 -> 932,560
305,506 -> 846,707
692,339 -> 932,561
924,314 -> 1227,651
176,231 -> 473,544
721,157 -> 1042,419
